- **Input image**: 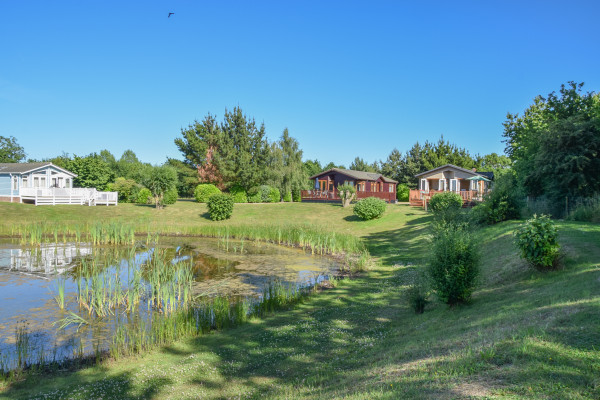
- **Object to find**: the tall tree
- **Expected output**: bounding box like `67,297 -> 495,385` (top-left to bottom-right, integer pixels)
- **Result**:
166,158 -> 199,197
272,128 -> 305,198
349,156 -> 378,172
0,136 -> 26,163
65,154 -> 115,190
503,81 -> 600,200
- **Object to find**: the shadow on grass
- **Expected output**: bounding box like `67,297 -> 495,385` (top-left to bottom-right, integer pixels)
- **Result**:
3,222 -> 599,399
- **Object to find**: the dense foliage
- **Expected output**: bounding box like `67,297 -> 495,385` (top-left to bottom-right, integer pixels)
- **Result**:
0,135 -> 26,163
64,154 -> 115,191
514,214 -> 561,270
503,82 -> 600,215
428,226 -> 479,305
163,187 -> 178,205
108,178 -> 141,203
428,192 -> 462,213
248,185 -> 279,203
228,184 -> 248,203
396,183 -> 410,202
194,184 -> 222,203
143,166 -> 178,209
207,193 -> 234,221
136,188 -> 152,204
353,197 -> 386,220
470,173 -> 523,224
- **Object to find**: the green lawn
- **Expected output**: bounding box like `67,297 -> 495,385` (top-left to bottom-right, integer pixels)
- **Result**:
0,202 -> 598,399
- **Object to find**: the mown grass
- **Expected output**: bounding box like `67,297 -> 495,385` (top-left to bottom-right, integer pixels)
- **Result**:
0,202 -> 599,399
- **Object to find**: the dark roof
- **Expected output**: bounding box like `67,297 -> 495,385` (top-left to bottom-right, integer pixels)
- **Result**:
0,162 -> 77,176
414,164 -> 493,180
477,171 -> 494,180
310,168 -> 398,183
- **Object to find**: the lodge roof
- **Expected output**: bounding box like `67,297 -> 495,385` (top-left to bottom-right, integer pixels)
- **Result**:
414,164 -> 493,180
0,162 -> 77,176
310,168 -> 398,183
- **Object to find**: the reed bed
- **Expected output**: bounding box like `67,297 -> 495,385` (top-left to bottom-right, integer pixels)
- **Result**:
5,221 -> 365,256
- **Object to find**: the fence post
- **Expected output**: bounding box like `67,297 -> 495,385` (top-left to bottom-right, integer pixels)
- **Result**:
565,196 -> 568,218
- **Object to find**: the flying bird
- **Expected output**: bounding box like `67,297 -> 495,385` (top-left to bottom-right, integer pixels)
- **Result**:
168,12 -> 175,18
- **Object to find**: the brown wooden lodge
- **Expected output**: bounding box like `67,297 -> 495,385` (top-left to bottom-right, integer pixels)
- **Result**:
301,168 -> 397,203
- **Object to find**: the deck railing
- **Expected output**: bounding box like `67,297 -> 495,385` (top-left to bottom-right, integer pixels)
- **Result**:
301,190 -> 396,203
409,189 -> 480,206
20,187 -> 118,206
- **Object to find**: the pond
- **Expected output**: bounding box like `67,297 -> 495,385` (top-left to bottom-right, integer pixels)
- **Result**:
0,237 -> 337,371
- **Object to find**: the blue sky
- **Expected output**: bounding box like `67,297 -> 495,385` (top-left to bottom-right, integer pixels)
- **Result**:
1,0 -> 598,166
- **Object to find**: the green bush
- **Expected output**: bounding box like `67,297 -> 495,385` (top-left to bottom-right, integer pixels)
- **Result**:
136,188 -> 152,205
283,191 -> 292,202
207,193 -> 234,221
229,185 -> 248,203
428,227 -> 479,305
110,177 -> 141,203
194,184 -> 221,203
567,197 -> 600,223
163,187 -> 178,205
353,197 -> 387,220
429,192 -> 463,213
248,192 -> 262,203
471,174 -> 523,224
268,187 -> 281,203
514,214 -> 561,270
292,189 -> 302,202
396,183 -> 410,202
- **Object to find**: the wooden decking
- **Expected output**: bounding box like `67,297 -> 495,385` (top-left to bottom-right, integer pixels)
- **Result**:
20,188 -> 118,206
409,189 -> 480,208
301,190 -> 396,203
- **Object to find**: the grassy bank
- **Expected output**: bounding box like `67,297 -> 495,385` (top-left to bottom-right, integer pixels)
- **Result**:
0,202 -> 599,399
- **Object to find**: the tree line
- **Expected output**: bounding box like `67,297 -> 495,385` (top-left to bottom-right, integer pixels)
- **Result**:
2,81 -> 597,210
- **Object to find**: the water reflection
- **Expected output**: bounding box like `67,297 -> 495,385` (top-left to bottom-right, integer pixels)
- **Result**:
0,238 -> 337,371
0,243 -> 92,276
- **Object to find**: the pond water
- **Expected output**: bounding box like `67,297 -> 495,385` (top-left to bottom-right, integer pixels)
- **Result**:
0,237 -> 337,371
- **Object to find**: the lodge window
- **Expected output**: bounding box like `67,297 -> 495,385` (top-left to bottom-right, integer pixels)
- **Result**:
12,176 -> 18,190
389,184 -> 394,193
22,176 -> 28,188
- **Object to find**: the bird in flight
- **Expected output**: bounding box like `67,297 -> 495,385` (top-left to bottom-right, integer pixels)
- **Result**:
168,12 -> 175,18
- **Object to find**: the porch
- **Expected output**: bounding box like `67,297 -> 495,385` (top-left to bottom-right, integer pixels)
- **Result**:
20,188 -> 118,206
409,189 -> 480,207
301,189 -> 396,203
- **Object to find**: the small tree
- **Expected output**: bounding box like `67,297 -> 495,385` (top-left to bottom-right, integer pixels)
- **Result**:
428,227 -> 479,305
143,166 -> 178,209
337,183 -> 356,207
514,214 -> 561,270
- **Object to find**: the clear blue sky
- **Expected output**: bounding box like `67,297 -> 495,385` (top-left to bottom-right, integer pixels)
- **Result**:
1,0 -> 598,166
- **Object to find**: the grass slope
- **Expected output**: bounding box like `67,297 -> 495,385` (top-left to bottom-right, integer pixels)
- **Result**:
0,202 -> 598,399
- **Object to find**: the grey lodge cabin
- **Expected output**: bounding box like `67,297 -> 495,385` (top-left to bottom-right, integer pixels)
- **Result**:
301,168 -> 397,203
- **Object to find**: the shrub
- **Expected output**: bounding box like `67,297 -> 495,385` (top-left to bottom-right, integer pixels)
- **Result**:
268,186 -> 281,203
397,183 -> 410,202
471,173 -> 523,224
353,197 -> 386,220
229,185 -> 248,203
207,193 -> 234,221
429,192 -> 463,213
567,196 -> 600,223
136,188 -> 152,205
248,192 -> 262,203
194,184 -> 221,203
292,189 -> 302,202
163,187 -> 178,205
110,177 -> 141,203
428,227 -> 479,305
514,214 -> 561,270
282,191 -> 292,202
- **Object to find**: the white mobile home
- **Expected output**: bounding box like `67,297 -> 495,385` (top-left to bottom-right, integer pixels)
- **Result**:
0,162 -> 117,206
